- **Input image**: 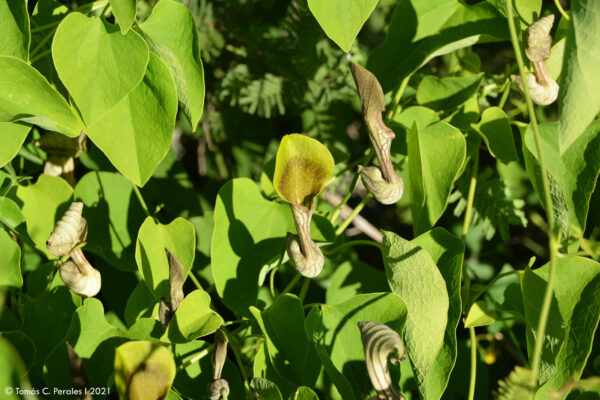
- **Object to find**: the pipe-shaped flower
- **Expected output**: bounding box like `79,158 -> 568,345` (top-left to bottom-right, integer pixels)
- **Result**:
273,134 -> 334,278
511,14 -> 558,105
208,329 -> 229,400
358,321 -> 406,400
350,63 -> 403,205
46,201 -> 87,257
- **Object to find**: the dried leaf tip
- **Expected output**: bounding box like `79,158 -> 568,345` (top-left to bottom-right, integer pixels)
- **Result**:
350,63 -> 403,204
359,321 -> 405,400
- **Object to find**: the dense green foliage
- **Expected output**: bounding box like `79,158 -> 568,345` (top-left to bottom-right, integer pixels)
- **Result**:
0,0 -> 600,399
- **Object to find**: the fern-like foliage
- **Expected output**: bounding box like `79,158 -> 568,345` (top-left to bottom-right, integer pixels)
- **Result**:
495,367 -> 536,400
451,167 -> 527,240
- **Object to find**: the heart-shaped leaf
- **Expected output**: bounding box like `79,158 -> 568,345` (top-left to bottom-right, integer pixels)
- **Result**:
0,0 -> 29,60
52,13 -> 149,126
109,0 -> 136,33
163,290 -> 223,343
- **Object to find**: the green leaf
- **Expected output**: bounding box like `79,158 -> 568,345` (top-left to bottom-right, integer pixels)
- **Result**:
307,0 -> 378,52
326,260 -> 388,305
407,121 -> 466,234
250,294 -> 320,388
124,281 -> 157,326
416,74 -> 483,110
521,257 -> 600,399
0,0 -> 29,60
289,387 -> 320,400
43,298 -> 127,398
52,12 -> 149,126
163,289 -> 223,343
0,196 -> 32,246
251,377 -> 284,400
523,122 -> 600,244
0,331 -> 35,373
109,0 -> 136,33
558,0 -> 600,153
212,178 -> 334,316
411,228 -> 464,400
74,171 -> 147,271
135,216 -> 195,299
15,174 -> 74,257
22,287 -> 80,373
273,134 -> 334,207
115,340 -> 176,400
0,56 -> 82,136
474,107 -> 518,162
85,53 -> 177,186
0,337 -> 32,398
464,301 -> 496,328
0,122 -> 30,168
140,0 -> 205,130
0,229 -> 22,288
367,0 -> 508,92
380,230 -> 450,399
305,293 -> 407,400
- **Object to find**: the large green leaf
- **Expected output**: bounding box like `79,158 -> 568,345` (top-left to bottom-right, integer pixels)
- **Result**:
163,289 -> 223,343
325,259 -> 388,305
304,293 -> 407,400
0,0 -> 29,60
109,0 -> 136,33
0,56 -> 82,136
15,174 -> 74,257
474,107 -> 518,163
367,0 -> 508,92
135,216 -> 195,300
407,121 -> 466,234
0,197 -> 33,246
0,229 -> 22,288
411,228 -> 463,400
0,337 -> 32,399
74,171 -> 147,271
521,257 -> 600,399
523,122 -> 600,243
85,53 -> 177,186
52,12 -> 149,126
0,122 -> 30,168
211,178 -> 334,316
558,0 -> 600,153
44,298 -> 129,399
250,295 -> 321,389
307,0 -> 378,53
416,73 -> 483,110
380,230 -> 450,399
140,0 -> 205,130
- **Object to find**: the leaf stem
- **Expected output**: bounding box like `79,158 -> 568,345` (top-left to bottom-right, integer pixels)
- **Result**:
506,0 -> 559,391
29,49 -> 52,64
461,151 -> 479,242
189,271 -> 203,290
322,239 -> 382,255
280,273 -> 301,296
29,27 -> 57,59
554,0 -> 570,21
386,75 -> 410,119
131,182 -> 152,218
298,278 -> 310,303
177,346 -> 211,371
468,326 -> 478,400
221,328 -> 250,385
335,193 -> 373,236
329,171 -> 361,223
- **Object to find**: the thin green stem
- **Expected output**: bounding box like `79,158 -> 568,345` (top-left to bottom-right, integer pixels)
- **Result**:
298,278 -> 310,303
30,21 -> 61,33
468,326 -> 477,400
498,78 -> 512,109
29,49 -> 51,64
177,346 -> 211,371
554,0 -> 570,20
507,1 -> 558,391
469,270 -> 520,304
329,171 -> 361,223
461,151 -> 479,242
280,273 -> 301,296
386,75 -> 410,119
335,193 -> 373,236
131,183 -> 152,218
30,27 -> 57,59
189,271 -> 203,290
322,239 -> 382,255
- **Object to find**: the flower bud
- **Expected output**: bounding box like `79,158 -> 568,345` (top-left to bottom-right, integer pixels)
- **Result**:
525,15 -> 554,62
59,256 -> 101,298
208,329 -> 230,400
47,202 -> 88,257
207,379 -> 230,400
360,166 -> 404,205
511,72 -> 559,106
358,321 -> 405,400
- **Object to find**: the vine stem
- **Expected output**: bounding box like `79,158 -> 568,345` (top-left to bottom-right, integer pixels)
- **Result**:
506,0 -> 558,392
335,193 -> 373,236
280,273 -> 301,296
461,150 -> 479,400
554,0 -> 570,21
386,75 -> 410,120
322,239 -> 383,255
329,171 -> 361,223
131,183 -> 152,218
